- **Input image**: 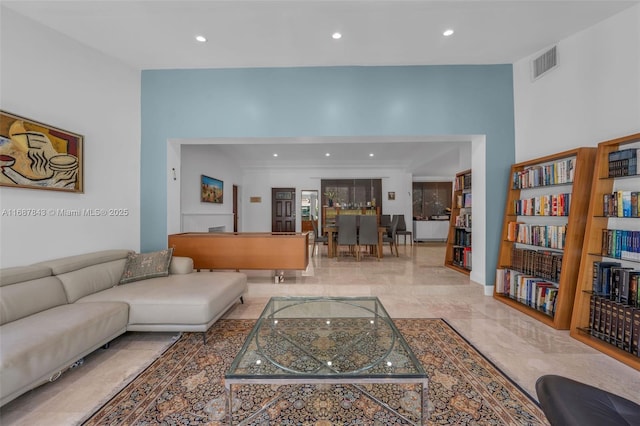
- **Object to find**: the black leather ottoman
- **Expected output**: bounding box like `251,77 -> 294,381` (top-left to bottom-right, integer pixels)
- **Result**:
535,375 -> 640,426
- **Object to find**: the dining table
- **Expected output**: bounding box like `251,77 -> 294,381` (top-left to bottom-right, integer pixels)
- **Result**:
324,226 -> 388,259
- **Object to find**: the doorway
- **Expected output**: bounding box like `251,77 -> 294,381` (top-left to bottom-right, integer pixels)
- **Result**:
233,185 -> 238,232
301,190 -> 318,233
272,188 -> 296,232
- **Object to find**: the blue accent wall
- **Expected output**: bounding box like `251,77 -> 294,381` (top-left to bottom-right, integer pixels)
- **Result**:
141,65 -> 515,284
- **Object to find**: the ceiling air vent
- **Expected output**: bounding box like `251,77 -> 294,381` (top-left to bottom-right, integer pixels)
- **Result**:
531,45 -> 558,80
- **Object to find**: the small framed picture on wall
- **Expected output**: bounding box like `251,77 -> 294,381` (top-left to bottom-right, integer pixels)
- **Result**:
201,175 -> 223,203
388,191 -> 395,200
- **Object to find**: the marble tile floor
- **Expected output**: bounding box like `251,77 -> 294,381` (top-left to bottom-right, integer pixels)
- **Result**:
2,242 -> 639,425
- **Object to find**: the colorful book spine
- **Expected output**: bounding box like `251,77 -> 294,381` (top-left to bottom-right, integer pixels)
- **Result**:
513,158 -> 576,189
601,229 -> 640,260
602,191 -> 640,217
588,249 -> 640,355
608,148 -> 640,177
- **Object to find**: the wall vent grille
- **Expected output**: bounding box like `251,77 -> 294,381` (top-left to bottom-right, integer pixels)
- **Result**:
531,45 -> 558,80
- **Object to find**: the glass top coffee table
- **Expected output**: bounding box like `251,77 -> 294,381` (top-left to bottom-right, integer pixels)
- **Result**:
225,296 -> 429,425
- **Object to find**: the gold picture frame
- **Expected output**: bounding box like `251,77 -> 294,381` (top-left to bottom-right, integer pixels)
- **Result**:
0,111 -> 84,193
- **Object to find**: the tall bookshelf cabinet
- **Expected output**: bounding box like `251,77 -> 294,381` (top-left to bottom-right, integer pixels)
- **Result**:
570,133 -> 640,370
445,169 -> 472,274
493,148 -> 596,329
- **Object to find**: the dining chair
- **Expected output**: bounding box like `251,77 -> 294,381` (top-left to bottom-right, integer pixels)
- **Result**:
382,215 -> 399,256
357,215 -> 379,260
336,214 -> 359,260
311,219 -> 328,256
380,214 -> 391,229
394,214 -> 413,245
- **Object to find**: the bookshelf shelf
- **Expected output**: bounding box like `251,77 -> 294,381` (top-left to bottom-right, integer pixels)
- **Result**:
504,241 -> 564,252
445,169 -> 472,274
570,133 -> 640,370
493,147 -> 597,330
594,216 -> 640,219
586,252 -> 640,264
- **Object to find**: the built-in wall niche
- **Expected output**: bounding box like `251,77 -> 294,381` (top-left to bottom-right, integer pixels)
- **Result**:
321,179 -> 382,208
412,181 -> 452,220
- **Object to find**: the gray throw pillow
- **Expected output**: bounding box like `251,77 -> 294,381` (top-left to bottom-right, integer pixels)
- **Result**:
119,248 -> 173,284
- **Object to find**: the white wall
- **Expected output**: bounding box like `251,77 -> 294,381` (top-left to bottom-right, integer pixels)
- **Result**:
167,143 -> 417,234
168,141 -> 489,283
241,167 -> 413,232
0,8 -> 141,267
513,5 -> 640,160
178,144 -> 243,232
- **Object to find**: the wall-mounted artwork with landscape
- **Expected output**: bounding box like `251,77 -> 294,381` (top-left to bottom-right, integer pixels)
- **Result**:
0,111 -> 84,193
201,175 -> 223,204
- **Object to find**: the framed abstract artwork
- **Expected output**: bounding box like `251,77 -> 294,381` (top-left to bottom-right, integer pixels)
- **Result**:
0,111 -> 84,193
201,175 -> 223,203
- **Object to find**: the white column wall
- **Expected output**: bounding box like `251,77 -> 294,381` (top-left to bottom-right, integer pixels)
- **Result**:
177,144 -> 243,233
240,167 -> 412,233
513,5 -> 640,159
0,9 -> 141,267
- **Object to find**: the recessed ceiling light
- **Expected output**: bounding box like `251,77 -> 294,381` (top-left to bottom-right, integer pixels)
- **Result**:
273,153 -> 278,157
195,35 -> 207,42
369,153 -> 374,157
332,32 -> 342,40
325,153 -> 331,157
443,29 -> 454,37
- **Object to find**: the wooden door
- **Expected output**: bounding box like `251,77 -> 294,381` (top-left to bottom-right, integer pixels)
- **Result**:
272,188 -> 296,232
233,185 -> 238,232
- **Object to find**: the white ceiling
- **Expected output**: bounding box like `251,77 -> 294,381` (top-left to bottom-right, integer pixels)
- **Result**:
182,136 -> 473,176
4,0 -> 636,69
4,0 -> 637,175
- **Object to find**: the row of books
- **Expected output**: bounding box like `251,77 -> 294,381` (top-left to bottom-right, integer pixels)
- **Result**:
608,147 -> 640,178
455,193 -> 473,209
602,191 -> 640,217
588,295 -> 639,356
455,213 -> 471,228
601,229 -> 640,261
452,246 -> 472,269
453,228 -> 471,247
513,193 -> 571,216
507,222 -> 567,250
512,158 -> 575,189
592,261 -> 640,306
454,173 -> 471,191
463,193 -> 471,208
495,268 -> 559,316
510,246 -> 563,282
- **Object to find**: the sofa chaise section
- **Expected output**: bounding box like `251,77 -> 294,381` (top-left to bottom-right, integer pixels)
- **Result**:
77,270 -> 247,332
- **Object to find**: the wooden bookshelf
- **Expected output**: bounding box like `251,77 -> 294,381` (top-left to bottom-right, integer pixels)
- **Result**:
493,148 -> 597,329
445,169 -> 472,275
570,133 -> 640,370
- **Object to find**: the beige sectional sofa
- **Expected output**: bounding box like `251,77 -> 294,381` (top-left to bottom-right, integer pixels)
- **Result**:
0,249 -> 247,407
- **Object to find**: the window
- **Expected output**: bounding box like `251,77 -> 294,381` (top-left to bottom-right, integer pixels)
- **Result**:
412,182 -> 452,219
321,179 -> 382,208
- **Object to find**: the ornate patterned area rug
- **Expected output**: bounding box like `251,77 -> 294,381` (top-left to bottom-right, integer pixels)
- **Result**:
83,319 -> 549,425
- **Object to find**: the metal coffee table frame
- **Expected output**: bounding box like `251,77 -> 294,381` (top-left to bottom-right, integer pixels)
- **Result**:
225,296 -> 429,425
